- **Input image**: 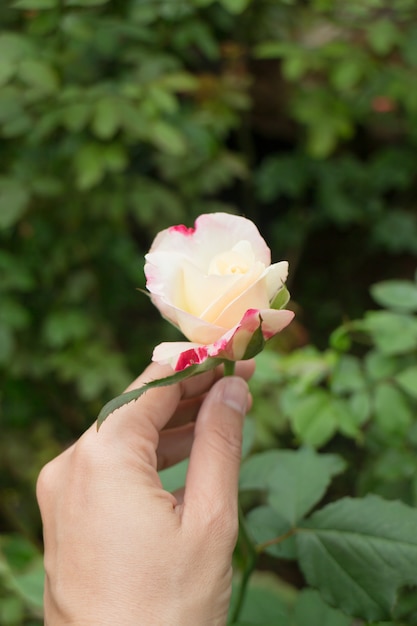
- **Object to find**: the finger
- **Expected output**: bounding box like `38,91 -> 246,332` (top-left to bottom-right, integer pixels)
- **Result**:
164,359 -> 256,429
96,363 -> 184,443
97,360 -> 255,441
156,423 -> 195,471
181,376 -> 249,523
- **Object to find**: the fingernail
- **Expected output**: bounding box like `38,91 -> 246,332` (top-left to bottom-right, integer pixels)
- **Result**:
221,377 -> 248,415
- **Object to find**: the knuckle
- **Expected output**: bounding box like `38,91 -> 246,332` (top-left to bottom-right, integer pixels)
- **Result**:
36,459 -> 60,507
195,500 -> 238,546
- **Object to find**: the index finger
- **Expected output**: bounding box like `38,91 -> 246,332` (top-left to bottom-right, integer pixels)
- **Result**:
95,361 -> 253,440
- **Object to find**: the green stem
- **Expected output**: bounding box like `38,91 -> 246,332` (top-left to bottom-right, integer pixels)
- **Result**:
224,361 -> 236,376
256,527 -> 296,553
229,504 -> 258,624
224,359 -> 252,623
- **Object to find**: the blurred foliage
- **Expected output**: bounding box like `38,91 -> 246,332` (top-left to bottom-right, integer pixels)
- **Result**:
2,0 -> 417,623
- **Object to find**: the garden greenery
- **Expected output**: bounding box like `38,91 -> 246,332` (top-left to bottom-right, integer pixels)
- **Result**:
2,0 -> 417,624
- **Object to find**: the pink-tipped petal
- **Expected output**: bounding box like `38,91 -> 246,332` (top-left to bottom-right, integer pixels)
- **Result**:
175,345 -> 209,371
152,341 -> 203,368
147,213 -> 271,270
259,308 -> 295,339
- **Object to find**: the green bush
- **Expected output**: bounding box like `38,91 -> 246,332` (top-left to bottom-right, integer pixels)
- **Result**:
2,0 -> 417,623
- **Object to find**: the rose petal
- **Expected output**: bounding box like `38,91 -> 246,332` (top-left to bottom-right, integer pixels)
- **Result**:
211,309 -> 263,360
198,262 -> 268,325
146,213 -> 271,269
259,308 -> 296,339
211,271 -> 269,329
145,250 -> 187,311
181,258 -> 247,319
173,308 -> 226,344
264,261 -> 289,301
152,341 -> 204,367
152,307 -> 295,371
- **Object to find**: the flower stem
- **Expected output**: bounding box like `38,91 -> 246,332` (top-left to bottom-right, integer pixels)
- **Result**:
223,359 -> 252,623
229,504 -> 258,624
224,361 -> 236,376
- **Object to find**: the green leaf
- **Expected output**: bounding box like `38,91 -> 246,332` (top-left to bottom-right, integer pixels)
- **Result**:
367,19 -> 399,55
297,495 -> 417,621
370,280 -> 417,312
0,536 -> 44,609
270,285 -> 290,310
12,559 -> 44,609
159,458 -> 188,492
62,103 -> 92,132
395,365 -> 417,400
283,53 -> 310,81
331,355 -> 365,393
65,0 -> 110,5
229,571 -> 293,625
97,358 -> 223,427
240,448 -> 345,526
331,59 -> 363,91
42,310 -> 93,348
254,41 -> 293,60
365,350 -> 399,381
0,325 -> 14,364
246,505 -> 297,559
220,0 -> 251,13
0,251 -> 33,291
335,397 -> 366,439
149,121 -> 187,156
74,143 -> 105,190
374,382 -> 412,437
0,59 -> 15,87
348,390 -> 371,427
12,0 -> 57,7
0,179 -> 29,229
240,450 -> 285,491
291,391 -> 337,447
268,449 -> 345,526
102,143 -> 127,173
92,97 -> 121,139
363,311 -> 417,355
159,72 -> 198,92
330,325 -> 352,352
0,34 -> 34,65
293,589 -> 352,626
18,59 -> 59,93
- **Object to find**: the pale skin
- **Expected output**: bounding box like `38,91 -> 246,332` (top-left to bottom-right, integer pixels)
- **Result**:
37,360 -> 254,625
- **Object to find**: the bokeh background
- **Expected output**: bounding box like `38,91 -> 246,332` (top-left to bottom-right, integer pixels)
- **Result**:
2,0 -> 417,623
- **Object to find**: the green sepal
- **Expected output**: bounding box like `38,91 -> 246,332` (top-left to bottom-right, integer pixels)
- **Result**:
270,285 -> 290,310
241,319 -> 266,360
97,357 -> 224,429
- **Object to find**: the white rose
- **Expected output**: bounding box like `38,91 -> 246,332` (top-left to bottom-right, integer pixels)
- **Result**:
145,212 -> 294,370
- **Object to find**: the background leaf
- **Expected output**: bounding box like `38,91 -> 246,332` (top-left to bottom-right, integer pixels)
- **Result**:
297,495 -> 417,621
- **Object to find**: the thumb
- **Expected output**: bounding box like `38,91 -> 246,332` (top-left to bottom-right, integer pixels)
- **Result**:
182,376 -> 249,523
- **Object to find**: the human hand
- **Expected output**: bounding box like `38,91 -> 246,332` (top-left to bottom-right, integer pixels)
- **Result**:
37,361 -> 254,625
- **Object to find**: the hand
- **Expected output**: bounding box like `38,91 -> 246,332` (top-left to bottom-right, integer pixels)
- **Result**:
37,361 -> 254,625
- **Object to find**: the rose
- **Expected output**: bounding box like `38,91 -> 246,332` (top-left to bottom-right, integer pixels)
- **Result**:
144,212 -> 294,371
97,212 -> 294,426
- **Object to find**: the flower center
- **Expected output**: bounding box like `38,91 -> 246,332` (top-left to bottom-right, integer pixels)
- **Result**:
208,240 -> 256,276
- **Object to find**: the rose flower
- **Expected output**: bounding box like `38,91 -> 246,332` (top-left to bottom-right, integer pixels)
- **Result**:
145,213 -> 294,371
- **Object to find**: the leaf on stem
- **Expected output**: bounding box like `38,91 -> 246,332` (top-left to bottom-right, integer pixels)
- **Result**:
97,357 -> 224,428
297,495 -> 417,621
